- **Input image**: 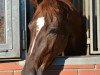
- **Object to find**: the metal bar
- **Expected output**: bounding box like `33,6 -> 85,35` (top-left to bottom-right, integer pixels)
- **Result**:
97,0 -> 100,53
90,0 -> 94,54
84,0 -> 90,41
84,0 -> 90,55
90,0 -> 100,54
20,0 -> 27,50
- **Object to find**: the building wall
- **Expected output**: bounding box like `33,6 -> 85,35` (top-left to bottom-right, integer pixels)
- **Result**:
0,61 -> 100,75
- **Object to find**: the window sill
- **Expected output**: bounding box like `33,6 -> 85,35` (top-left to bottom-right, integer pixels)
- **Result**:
53,56 -> 100,65
12,55 -> 100,66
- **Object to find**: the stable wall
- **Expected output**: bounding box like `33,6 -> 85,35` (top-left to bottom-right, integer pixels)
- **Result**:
0,61 -> 100,75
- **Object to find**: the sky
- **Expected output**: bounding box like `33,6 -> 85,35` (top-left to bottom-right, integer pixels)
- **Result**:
0,0 -> 4,17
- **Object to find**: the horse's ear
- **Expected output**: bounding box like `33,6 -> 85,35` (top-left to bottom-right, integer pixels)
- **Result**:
65,0 -> 72,3
37,0 -> 43,4
68,0 -> 72,2
32,0 -> 37,6
32,0 -> 43,6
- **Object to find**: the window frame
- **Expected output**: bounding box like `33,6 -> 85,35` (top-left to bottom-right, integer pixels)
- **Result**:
0,0 -> 21,59
90,0 -> 100,54
53,56 -> 100,65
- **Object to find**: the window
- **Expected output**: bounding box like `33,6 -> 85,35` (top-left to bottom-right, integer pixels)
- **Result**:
61,0 -> 100,64
0,0 -> 26,60
73,0 -> 100,55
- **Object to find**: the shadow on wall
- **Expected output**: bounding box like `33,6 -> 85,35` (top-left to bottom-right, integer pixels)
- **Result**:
44,57 -> 66,75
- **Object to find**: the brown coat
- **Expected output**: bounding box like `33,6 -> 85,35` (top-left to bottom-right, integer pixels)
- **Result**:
22,0 -> 86,75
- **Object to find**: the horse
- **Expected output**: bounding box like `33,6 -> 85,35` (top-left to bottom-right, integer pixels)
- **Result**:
22,0 -> 87,75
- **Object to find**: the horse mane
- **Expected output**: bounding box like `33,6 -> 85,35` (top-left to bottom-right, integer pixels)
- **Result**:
33,0 -> 58,21
32,0 -> 78,21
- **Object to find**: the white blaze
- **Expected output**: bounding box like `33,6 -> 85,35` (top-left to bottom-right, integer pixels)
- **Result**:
37,17 -> 45,30
29,17 -> 45,56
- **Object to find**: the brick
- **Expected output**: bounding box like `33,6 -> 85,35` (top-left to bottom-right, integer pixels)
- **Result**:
14,71 -> 22,75
0,71 -> 13,75
44,70 -> 77,75
60,70 -> 77,75
78,70 -> 95,75
95,70 -> 100,75
63,64 -> 94,69
95,64 -> 100,69
0,62 -> 23,70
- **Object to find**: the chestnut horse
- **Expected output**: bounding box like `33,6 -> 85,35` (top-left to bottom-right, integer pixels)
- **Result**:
22,0 -> 86,75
